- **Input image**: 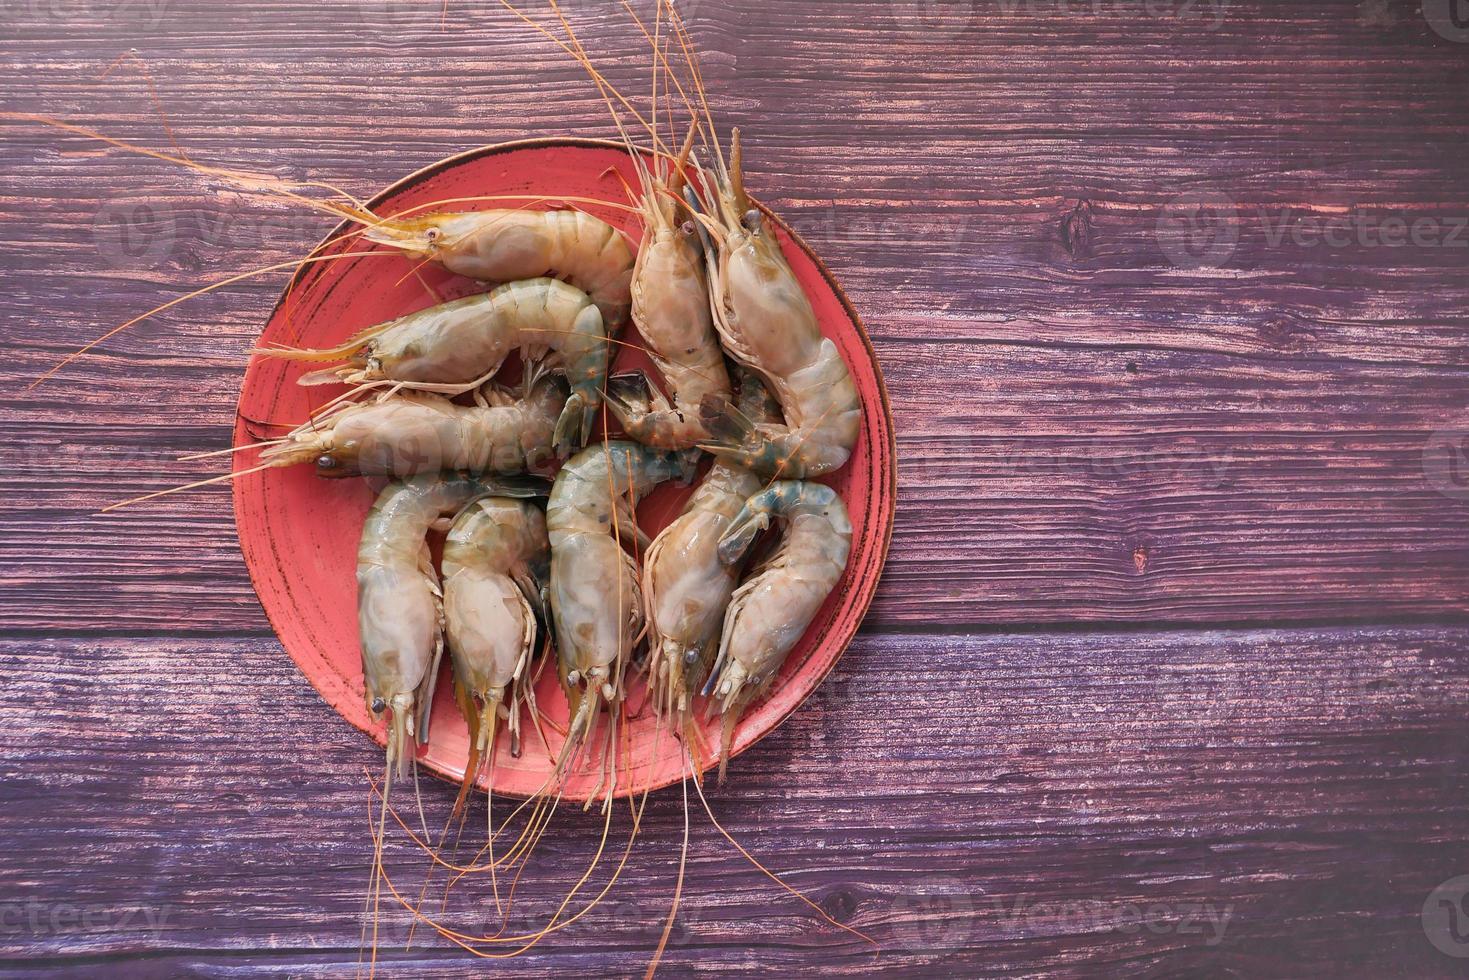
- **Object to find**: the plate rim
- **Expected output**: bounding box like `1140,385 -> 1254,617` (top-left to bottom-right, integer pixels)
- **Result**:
232,136 -> 898,796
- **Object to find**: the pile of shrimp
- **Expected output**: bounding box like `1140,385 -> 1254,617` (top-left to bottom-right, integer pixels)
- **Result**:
16,0 -> 875,971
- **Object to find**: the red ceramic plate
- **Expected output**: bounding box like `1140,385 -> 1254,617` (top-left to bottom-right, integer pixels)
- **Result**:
233,138 -> 895,801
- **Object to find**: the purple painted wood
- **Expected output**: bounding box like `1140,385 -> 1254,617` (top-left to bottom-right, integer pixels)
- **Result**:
2,0 -> 1469,975
4,629 -> 1469,975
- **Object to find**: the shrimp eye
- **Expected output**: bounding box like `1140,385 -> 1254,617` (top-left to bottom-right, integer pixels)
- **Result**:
371,697 -> 386,713
740,208 -> 761,232
679,220 -> 697,237
315,455 -> 338,470
424,227 -> 441,243
684,649 -> 700,665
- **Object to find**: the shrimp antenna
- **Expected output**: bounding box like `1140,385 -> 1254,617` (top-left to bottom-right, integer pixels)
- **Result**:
652,0 -> 664,156
177,437 -> 287,461
100,457 -> 276,512
3,112 -> 380,221
644,720 -> 692,978
601,0 -> 716,221
28,248 -> 384,389
387,192 -> 641,215
660,0 -> 726,186
436,771 -> 560,877
690,768 -> 879,948
617,0 -> 708,153
485,734 -> 503,914
492,0 -> 667,156
376,784 -> 595,955
370,746 -> 660,952
404,805 -> 464,950
544,0 -> 658,209
99,52 -> 190,162
361,758 -> 394,978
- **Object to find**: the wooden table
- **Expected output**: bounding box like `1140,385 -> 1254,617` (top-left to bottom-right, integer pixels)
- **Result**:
4,0 -> 1469,974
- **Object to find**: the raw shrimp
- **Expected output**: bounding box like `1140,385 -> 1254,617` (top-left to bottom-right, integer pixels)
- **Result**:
693,131 -> 861,479
261,278 -> 609,456
545,440 -> 681,794
442,496 -> 551,814
362,208 -> 634,329
642,368 -> 780,721
708,480 -> 852,779
260,376 -> 566,478
359,474 -> 545,780
602,136 -> 731,451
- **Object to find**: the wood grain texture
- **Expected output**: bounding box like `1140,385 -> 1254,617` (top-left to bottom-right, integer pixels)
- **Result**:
4,628 -> 1469,976
3,0 -> 1469,974
4,1 -> 1469,629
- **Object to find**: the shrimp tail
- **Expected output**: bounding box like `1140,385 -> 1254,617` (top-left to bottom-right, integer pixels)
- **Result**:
696,393 -> 781,473
698,392 -> 755,443
602,370 -> 654,422
552,391 -> 596,458
600,377 -> 701,481
717,503 -> 772,567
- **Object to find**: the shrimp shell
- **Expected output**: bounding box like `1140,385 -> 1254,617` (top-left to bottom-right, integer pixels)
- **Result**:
698,134 -> 861,478
363,208 -> 634,329
641,369 -> 781,718
263,278 -> 608,456
261,377 -> 565,478
642,463 -> 763,718
603,156 -> 731,450
545,440 -> 681,771
442,496 -> 550,813
708,480 -> 852,780
358,474 -> 545,779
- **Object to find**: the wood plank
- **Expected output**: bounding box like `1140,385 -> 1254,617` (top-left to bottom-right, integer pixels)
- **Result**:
6,361 -> 1469,633
2,626 -> 1467,974
4,2 -> 1469,633
4,2 -> 1469,978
